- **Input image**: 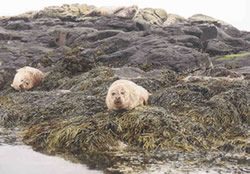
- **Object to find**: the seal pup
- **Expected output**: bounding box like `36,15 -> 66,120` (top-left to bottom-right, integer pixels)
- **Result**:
106,79 -> 151,111
11,66 -> 44,91
87,5 -> 138,19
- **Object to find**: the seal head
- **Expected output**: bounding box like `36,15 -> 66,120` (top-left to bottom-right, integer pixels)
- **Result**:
11,66 -> 44,91
106,79 -> 151,111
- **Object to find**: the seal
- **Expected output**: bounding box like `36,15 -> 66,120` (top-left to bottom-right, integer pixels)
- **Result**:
11,66 -> 44,91
106,79 -> 151,111
87,5 -> 138,18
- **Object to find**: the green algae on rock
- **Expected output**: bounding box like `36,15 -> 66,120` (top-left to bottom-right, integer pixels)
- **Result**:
216,52 -> 250,62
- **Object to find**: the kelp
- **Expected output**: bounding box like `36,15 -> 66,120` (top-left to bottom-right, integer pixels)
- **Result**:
0,66 -> 249,173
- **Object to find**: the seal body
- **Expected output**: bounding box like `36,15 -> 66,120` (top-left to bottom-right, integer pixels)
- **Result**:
106,79 -> 150,111
11,66 -> 44,91
87,5 -> 138,18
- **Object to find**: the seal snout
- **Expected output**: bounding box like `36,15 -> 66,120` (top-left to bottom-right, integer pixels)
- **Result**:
19,84 -> 24,89
114,97 -> 122,105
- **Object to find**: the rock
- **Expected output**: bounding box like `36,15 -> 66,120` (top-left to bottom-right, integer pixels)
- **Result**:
189,14 -> 242,37
97,34 -> 209,71
188,14 -> 248,55
0,68 -> 16,90
172,35 -> 202,49
212,52 -> 250,75
182,25 -> 203,38
163,13 -> 187,26
0,27 -> 11,40
242,31 -> 250,44
196,24 -> 247,55
5,20 -> 33,30
154,8 -> 168,20
204,39 -> 234,55
198,24 -> 218,41
233,66 -> 250,77
134,8 -> 168,25
34,4 -> 94,20
188,14 -> 228,26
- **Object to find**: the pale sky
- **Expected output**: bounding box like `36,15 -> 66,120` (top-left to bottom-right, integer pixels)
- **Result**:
0,0 -> 249,31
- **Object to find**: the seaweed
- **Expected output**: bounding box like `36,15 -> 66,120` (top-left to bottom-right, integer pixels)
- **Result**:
1,66 -> 249,173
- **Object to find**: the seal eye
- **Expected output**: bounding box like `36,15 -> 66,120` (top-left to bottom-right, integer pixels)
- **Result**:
121,91 -> 125,95
112,92 -> 116,96
26,82 -> 29,85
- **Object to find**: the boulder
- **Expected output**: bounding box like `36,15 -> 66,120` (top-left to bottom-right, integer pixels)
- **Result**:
163,13 -> 187,26
34,4 -> 94,20
189,14 -> 242,37
134,8 -> 168,25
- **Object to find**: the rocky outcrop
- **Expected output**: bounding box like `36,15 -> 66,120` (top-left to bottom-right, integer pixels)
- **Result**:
0,4 -> 249,173
0,4 -> 249,83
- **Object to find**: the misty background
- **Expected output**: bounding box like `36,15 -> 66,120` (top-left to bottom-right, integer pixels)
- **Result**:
0,0 -> 249,31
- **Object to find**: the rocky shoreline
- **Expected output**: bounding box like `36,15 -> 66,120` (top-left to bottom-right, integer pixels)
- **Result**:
0,4 -> 249,173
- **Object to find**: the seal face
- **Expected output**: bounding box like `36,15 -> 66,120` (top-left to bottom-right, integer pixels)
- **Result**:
106,79 -> 151,111
11,66 -> 44,91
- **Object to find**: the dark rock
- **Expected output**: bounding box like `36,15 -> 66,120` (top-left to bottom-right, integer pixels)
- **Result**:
204,39 -> 234,55
212,52 -> 250,75
77,16 -> 147,32
0,68 -> 16,90
0,28 -> 11,40
0,27 -> 22,40
183,26 -> 203,38
188,14 -> 248,55
220,24 -> 242,38
199,24 -> 218,41
5,20 -> 33,30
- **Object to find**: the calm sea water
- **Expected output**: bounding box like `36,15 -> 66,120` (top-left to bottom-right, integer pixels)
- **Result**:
0,144 -> 103,174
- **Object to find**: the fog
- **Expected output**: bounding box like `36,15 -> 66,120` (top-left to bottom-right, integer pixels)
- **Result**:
0,0 -> 249,31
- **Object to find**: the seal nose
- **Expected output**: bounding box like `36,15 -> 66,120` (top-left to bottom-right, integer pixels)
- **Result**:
114,96 -> 122,105
19,84 -> 24,89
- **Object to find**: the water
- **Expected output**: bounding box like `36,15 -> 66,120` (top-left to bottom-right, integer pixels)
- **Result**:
0,128 -> 249,173
0,144 -> 103,174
